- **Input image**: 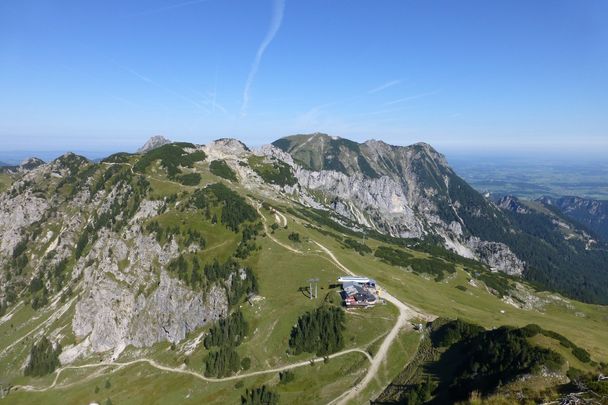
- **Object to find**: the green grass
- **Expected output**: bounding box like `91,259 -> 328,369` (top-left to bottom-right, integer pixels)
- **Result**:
237,231 -> 397,371
0,295 -> 77,384
348,331 -> 422,404
3,351 -> 370,405
152,210 -> 238,264
0,173 -> 13,193
268,205 -> 608,364
274,352 -> 368,404
1,205 -> 398,404
297,222 -> 608,363
3,163 -> 608,405
148,176 -> 183,198
529,334 -> 596,373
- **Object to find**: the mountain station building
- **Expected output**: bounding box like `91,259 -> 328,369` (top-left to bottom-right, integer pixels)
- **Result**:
337,276 -> 378,307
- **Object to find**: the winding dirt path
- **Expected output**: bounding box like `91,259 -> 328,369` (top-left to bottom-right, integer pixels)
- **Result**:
12,348 -> 372,393
311,241 -> 427,405
274,210 -> 288,227
252,200 -> 302,254
254,205 -> 429,404
10,200 -> 428,403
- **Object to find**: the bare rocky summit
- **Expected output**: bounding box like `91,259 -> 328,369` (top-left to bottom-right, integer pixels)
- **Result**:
137,135 -> 172,153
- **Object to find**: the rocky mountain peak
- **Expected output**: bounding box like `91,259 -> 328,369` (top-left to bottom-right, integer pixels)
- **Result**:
54,152 -> 88,163
19,157 -> 45,171
204,138 -> 251,160
214,138 -> 250,151
137,135 -> 172,153
408,142 -> 448,166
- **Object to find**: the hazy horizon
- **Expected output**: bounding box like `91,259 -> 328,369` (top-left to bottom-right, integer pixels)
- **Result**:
1,132 -> 606,166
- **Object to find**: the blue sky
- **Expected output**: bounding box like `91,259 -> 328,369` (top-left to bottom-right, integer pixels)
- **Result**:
1,0 -> 607,156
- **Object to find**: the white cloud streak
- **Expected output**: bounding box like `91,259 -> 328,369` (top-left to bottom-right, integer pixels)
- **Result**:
383,89 -> 441,106
240,0 -> 286,117
368,79 -> 401,94
119,65 -> 210,113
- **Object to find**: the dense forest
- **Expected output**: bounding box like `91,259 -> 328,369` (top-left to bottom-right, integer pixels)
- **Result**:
204,346 -> 241,378
241,385 -> 279,405
342,238 -> 372,255
206,183 -> 258,232
204,311 -> 248,348
248,156 -> 297,187
289,305 -> 345,356
175,172 -> 201,186
374,246 -> 455,281
24,337 -> 61,377
235,223 -> 262,259
443,175 -> 608,304
442,324 -> 564,399
206,259 -> 258,306
203,310 -> 252,378
386,319 -> 568,403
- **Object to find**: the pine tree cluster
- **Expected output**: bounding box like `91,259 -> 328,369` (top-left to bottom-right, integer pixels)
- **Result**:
289,305 -> 345,356
241,385 -> 279,405
24,337 -> 61,377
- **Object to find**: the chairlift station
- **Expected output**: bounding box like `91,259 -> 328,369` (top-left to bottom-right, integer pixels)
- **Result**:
337,276 -> 379,308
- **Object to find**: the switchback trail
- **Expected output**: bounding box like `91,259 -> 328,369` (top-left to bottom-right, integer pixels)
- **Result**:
252,200 -> 302,254
312,241 -> 429,405
256,204 -> 430,404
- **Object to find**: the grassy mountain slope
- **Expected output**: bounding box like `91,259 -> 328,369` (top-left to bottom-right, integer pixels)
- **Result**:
274,134 -> 608,305
0,139 -> 606,404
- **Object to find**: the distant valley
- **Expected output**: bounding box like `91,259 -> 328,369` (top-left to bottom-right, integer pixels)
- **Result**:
450,155 -> 608,200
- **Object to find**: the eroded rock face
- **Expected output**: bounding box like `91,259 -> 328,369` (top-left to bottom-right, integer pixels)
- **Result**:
257,140 -> 527,276
0,190 -> 48,257
0,153 -> 232,361
73,270 -> 227,353
203,138 -> 250,160
467,238 -> 525,276
69,198 -> 229,358
295,168 -> 426,238
19,157 -> 45,172
540,196 -> 608,242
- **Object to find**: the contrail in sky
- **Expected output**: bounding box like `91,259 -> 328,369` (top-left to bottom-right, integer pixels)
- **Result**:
384,90 -> 441,106
369,79 -> 401,94
119,64 -> 210,113
240,0 -> 286,117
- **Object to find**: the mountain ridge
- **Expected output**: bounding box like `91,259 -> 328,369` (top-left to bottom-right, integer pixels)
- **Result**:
539,195 -> 608,242
0,135 -> 606,404
270,133 -> 608,304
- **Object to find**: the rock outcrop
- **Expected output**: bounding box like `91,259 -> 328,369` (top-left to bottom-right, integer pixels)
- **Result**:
267,135 -> 526,275
19,157 -> 45,172
73,270 -> 227,355
0,153 -> 232,363
137,135 -> 172,153
539,196 -> 608,242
